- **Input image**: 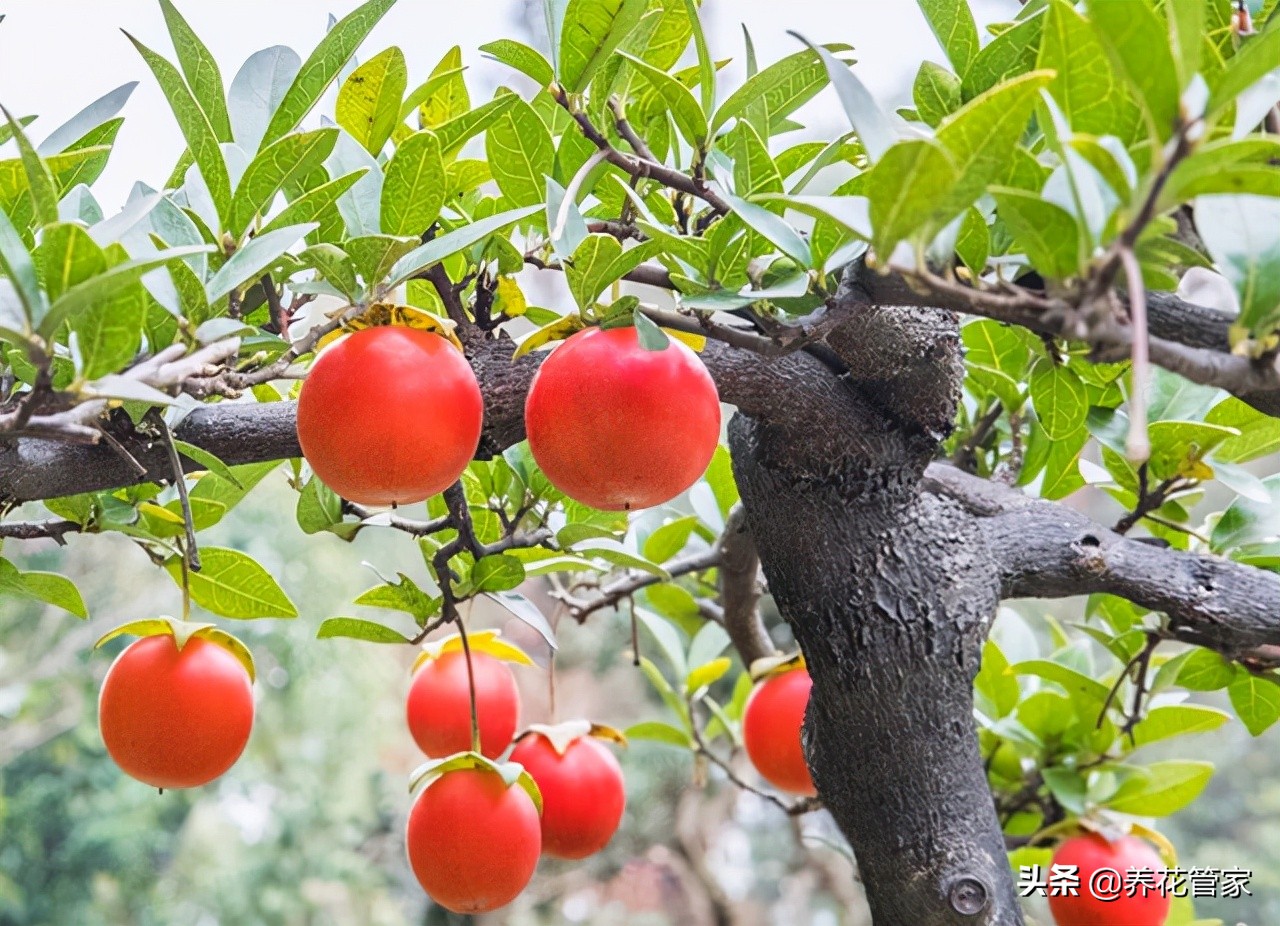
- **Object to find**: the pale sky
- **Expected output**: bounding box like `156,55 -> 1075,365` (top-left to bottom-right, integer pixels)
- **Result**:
0,0 -> 1011,209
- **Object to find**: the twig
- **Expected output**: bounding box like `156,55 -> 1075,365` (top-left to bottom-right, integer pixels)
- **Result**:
150,410 -> 200,573
0,519 -> 82,544
556,546 -> 722,622
1120,248 -> 1151,462
687,692 -> 819,817
552,86 -> 731,216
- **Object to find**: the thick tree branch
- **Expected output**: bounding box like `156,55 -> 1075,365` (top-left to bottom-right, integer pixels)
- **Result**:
864,264 -> 1280,414
925,463 -> 1280,657
718,505 -> 774,667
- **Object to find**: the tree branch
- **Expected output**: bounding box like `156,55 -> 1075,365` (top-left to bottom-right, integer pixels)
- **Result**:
926,463 -> 1280,657
718,505 -> 775,667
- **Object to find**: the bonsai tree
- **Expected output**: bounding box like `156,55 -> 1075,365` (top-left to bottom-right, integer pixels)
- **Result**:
3,0 -> 1280,922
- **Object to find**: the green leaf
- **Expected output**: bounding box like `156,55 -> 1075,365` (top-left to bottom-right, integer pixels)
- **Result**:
643,516 -> 699,563
0,204 -> 41,326
480,39 -> 554,87
354,573 -> 437,622
1229,673 -> 1280,735
912,61 -> 962,128
36,222 -> 106,303
975,639 -> 1020,718
227,128 -> 338,236
1206,397 -> 1280,463
1195,194 -> 1280,336
1211,473 -> 1280,551
260,169 -> 368,237
635,607 -> 689,678
864,138 -> 958,257
153,461 -> 280,534
619,52 -> 708,146
559,0 -> 649,92
686,657 -> 731,695
1128,704 -> 1230,748
0,560 -> 88,618
730,121 -> 783,197
126,32 -> 232,228
1106,760 -> 1214,816
725,195 -> 810,267
794,35 -> 895,162
37,246 -> 210,338
1208,17 -> 1280,117
206,223 -> 315,303
1145,420 -> 1238,481
172,440 -> 243,487
2,107 -> 57,227
435,95 -> 517,156
261,0 -> 397,148
624,720 -> 692,747
1029,359 -> 1088,439
158,0 -> 232,140
317,616 -> 411,643
484,96 -> 555,208
1086,0 -> 1180,141
916,0 -> 980,75
416,47 -> 469,128
565,233 -> 660,308
683,0 -> 715,116
385,204 -> 541,287
961,11 -> 1044,100
712,47 -> 841,135
935,70 -> 1054,221
381,130 -> 446,236
346,234 -> 417,292
1165,0 -> 1205,91
336,46 -> 408,155
1038,0 -> 1137,139
629,307 -> 668,351
471,554 -> 527,593
297,473 -> 359,540
992,187 -> 1084,278
165,546 -> 298,619
1013,658 -> 1112,707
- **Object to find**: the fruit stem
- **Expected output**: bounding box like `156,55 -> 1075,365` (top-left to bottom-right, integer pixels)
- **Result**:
456,615 -> 482,754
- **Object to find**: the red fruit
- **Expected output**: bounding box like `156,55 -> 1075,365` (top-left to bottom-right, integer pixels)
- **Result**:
1049,833 -> 1170,926
406,767 -> 542,913
407,650 -> 520,759
296,326 -> 483,506
742,667 -> 815,796
524,326 -> 721,510
98,635 -> 253,789
510,729 -> 626,859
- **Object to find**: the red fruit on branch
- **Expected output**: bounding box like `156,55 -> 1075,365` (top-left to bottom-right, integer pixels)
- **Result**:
406,765 -> 542,914
742,666 -> 816,796
523,326 -> 721,510
509,723 -> 626,859
296,326 -> 483,506
407,649 -> 520,759
99,634 -> 254,789
1048,833 -> 1171,926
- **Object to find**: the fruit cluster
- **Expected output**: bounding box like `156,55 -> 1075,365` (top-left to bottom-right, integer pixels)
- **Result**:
295,323 -> 723,512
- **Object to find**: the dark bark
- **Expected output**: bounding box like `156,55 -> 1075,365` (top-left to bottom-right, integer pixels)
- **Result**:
927,463 -> 1280,656
727,290 -> 1023,925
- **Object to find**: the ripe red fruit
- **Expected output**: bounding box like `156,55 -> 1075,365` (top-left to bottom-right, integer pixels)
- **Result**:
524,326 -> 721,510
510,728 -> 626,859
99,635 -> 253,789
407,650 -> 520,759
1049,833 -> 1170,926
406,766 -> 541,913
296,326 -> 483,506
742,667 -> 816,796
